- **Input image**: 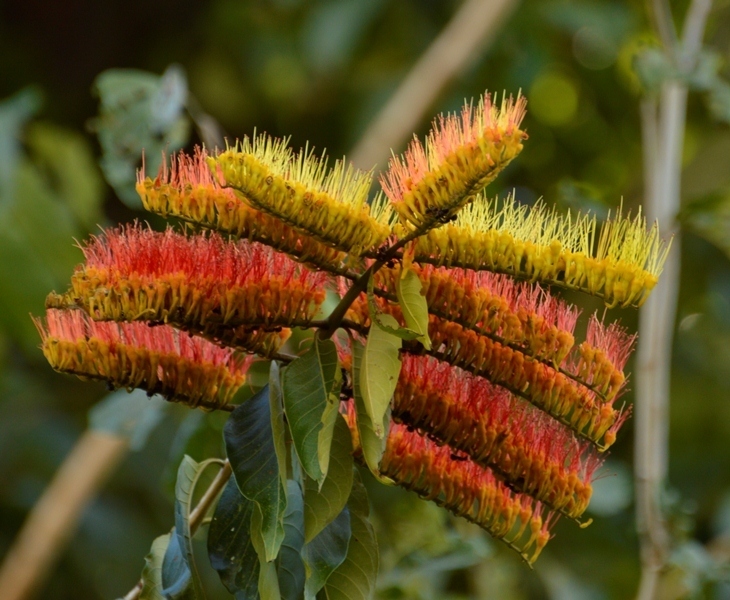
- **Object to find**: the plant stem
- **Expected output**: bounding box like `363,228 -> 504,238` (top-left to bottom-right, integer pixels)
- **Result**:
635,1 -> 712,598
122,461 -> 233,600
318,225 -> 435,340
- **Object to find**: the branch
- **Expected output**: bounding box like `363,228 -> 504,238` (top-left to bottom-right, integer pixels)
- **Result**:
635,2 -> 713,599
122,461 -> 233,600
348,0 -> 520,170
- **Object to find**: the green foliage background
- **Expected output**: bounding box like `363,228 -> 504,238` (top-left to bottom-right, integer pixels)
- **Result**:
1,0 -> 730,598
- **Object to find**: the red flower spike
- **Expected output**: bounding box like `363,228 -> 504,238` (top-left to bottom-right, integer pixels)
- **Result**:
370,420 -> 557,565
425,317 -> 619,447
59,225 -> 328,357
375,264 -> 580,366
381,93 -> 528,230
35,309 -> 251,409
394,355 -> 604,519
567,314 -> 637,401
136,149 -> 345,271
345,296 -> 626,449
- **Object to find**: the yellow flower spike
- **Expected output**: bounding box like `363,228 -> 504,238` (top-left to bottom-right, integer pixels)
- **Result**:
211,134 -> 392,256
136,148 -> 345,272
415,192 -> 670,307
381,92 -> 527,231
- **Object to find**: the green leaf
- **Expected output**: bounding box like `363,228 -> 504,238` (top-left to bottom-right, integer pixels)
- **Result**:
633,47 -> 674,94
90,66 -> 190,206
224,385 -> 287,562
277,481 -> 306,600
89,389 -> 165,451
396,266 -> 432,350
207,477 -> 259,599
352,340 -> 390,476
304,414 -> 354,543
161,532 -> 197,599
360,313 -> 402,438
282,337 -> 339,483
162,456 -> 220,599
140,533 -> 171,600
317,366 -> 342,483
324,472 -> 378,600
269,362 -> 288,489
250,506 -> 282,600
302,506 -> 352,600
366,276 -> 420,341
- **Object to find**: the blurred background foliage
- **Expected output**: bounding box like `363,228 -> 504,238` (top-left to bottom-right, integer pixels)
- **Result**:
2,0 -> 730,598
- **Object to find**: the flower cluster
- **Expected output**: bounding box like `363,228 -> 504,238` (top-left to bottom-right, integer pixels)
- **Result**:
213,135 -> 393,256
381,93 -> 527,230
35,89 -> 669,566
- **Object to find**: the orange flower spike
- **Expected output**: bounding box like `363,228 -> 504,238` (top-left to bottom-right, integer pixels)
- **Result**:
381,92 -> 527,231
136,148 -> 345,271
35,309 -> 252,409
376,423 -> 556,562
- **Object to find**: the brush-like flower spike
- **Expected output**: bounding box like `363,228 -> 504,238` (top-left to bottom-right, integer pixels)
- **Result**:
212,135 -> 392,256
425,317 -> 620,448
342,402 -> 555,565
567,314 -> 637,401
374,264 -> 580,366
35,308 -> 251,409
136,149 -> 346,271
415,193 -> 670,307
395,355 -> 604,519
53,225 -> 327,358
380,92 -> 527,231
345,297 -> 626,448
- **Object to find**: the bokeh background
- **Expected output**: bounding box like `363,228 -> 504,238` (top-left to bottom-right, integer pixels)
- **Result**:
1,0 -> 730,598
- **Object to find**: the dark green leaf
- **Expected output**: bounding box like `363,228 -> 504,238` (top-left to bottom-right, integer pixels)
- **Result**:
282,337 -> 339,483
140,532 -> 171,600
304,414 -> 354,543
161,530 -> 197,600
324,472 -> 378,600
269,362 -> 288,489
250,506 -> 281,600
224,385 -> 287,562
302,506 -> 351,599
162,456 -> 219,599
277,481 -> 306,600
207,477 -> 259,599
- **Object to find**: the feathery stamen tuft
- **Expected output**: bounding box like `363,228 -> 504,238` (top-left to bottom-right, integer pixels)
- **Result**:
35,308 -> 251,408
53,225 -> 327,357
381,92 -> 527,230
136,148 -> 345,270
212,135 -> 392,255
415,193 -> 670,307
